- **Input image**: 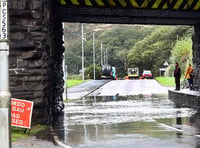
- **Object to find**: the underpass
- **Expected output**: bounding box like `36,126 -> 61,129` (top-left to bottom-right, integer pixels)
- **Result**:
54,80 -> 200,148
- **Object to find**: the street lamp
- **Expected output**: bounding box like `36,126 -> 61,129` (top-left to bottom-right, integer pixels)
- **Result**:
81,24 -> 85,81
93,32 -> 96,80
101,42 -> 103,66
0,0 -> 11,147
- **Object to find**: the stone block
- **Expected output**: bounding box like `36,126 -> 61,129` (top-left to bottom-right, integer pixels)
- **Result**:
10,75 -> 29,82
9,56 -> 17,68
32,11 -> 43,19
22,50 -> 42,60
10,32 -> 25,40
10,82 -> 23,91
10,25 -> 27,32
11,91 -> 34,100
10,0 -> 26,9
33,98 -> 44,108
28,60 -> 44,68
32,1 -> 43,10
17,58 -> 29,68
30,32 -> 48,40
9,68 -> 47,76
22,81 -> 47,91
34,91 -> 45,98
10,40 -> 35,50
21,19 -> 42,26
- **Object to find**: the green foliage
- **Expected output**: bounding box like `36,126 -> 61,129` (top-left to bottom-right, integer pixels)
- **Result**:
169,36 -> 192,75
128,26 -> 192,76
85,64 -> 101,79
64,24 -> 192,78
65,24 -> 155,77
67,74 -> 82,80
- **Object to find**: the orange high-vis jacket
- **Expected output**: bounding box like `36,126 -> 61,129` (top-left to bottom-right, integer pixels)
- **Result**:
185,66 -> 193,79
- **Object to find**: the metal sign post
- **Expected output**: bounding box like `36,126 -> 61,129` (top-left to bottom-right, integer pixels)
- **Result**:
0,0 -> 11,147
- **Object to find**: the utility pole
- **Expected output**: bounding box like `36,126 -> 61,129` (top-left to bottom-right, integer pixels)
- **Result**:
81,24 -> 84,80
104,50 -> 106,65
101,42 -> 103,66
0,0 -> 11,147
93,32 -> 95,80
106,48 -> 108,64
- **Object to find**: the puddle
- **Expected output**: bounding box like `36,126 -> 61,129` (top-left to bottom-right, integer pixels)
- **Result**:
54,94 -> 200,148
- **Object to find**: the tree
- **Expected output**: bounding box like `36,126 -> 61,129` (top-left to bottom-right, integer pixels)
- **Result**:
128,26 -> 192,76
169,37 -> 192,75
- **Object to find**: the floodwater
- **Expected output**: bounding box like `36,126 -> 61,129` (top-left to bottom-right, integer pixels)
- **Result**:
55,94 -> 200,148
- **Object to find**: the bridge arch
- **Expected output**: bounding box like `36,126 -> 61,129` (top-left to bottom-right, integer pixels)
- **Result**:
9,0 -> 200,124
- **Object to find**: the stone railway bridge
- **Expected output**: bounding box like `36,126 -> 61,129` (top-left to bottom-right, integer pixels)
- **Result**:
8,0 -> 200,124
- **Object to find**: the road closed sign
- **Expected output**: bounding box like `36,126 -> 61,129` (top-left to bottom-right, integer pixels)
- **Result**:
11,98 -> 34,129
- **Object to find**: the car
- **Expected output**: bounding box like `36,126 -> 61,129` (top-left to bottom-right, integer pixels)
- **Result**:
142,70 -> 153,79
128,67 -> 139,79
100,64 -> 116,80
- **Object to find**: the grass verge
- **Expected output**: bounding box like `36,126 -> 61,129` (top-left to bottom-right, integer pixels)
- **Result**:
155,77 -> 175,87
155,76 -> 185,87
12,125 -> 47,142
67,79 -> 90,88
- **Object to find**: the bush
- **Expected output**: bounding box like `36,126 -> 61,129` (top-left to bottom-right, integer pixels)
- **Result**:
85,64 -> 101,79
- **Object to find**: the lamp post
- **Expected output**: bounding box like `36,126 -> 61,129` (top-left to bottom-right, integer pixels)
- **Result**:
0,0 -> 11,147
93,32 -> 95,80
81,24 -> 85,80
100,42 -> 103,66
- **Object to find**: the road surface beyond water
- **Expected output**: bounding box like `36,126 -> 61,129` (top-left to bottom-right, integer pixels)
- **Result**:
55,80 -> 200,148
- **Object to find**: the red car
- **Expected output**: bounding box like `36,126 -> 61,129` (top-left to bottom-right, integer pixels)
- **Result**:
142,70 -> 153,79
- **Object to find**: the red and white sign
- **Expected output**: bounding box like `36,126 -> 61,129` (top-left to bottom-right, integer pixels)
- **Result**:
11,98 -> 34,129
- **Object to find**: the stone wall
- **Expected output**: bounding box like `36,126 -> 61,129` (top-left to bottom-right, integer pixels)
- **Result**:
192,25 -> 200,89
168,90 -> 200,109
9,0 -> 64,124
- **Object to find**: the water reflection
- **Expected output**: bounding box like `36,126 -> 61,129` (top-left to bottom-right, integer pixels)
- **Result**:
176,111 -> 183,141
54,94 -> 200,148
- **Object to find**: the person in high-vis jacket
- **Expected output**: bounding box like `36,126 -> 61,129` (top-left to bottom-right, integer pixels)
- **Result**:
184,63 -> 193,90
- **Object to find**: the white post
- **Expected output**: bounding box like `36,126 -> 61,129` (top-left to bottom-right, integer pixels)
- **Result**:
93,32 -> 95,80
106,48 -> 108,64
0,0 -> 11,147
81,24 -> 84,80
104,50 -> 106,65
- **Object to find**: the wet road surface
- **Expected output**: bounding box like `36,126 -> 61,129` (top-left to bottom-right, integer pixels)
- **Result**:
91,80 -> 170,96
67,80 -> 110,99
55,80 -> 200,148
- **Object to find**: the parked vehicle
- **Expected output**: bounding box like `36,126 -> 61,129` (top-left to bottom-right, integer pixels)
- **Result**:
100,64 -> 116,80
128,67 -> 139,79
142,70 -> 153,79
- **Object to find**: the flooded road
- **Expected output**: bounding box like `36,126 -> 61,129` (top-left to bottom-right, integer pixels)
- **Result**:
56,80 -> 200,148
